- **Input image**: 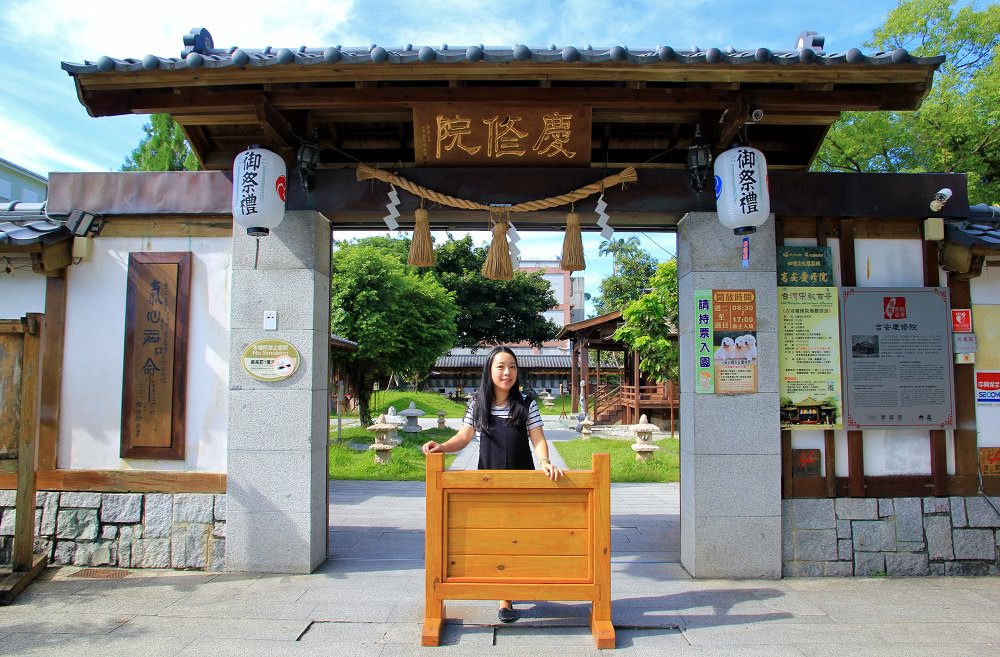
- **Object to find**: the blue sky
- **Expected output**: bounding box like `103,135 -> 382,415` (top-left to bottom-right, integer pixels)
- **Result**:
0,0 -> 905,312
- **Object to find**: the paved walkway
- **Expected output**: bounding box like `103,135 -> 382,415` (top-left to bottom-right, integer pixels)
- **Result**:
3,424 -> 999,654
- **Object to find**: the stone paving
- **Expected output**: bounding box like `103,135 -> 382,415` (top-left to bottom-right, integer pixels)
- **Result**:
3,419 -> 1000,654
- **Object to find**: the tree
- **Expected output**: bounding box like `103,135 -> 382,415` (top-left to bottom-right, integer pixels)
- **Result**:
813,0 -> 1000,204
612,259 -> 679,383
598,235 -> 641,273
330,241 -> 458,425
433,235 -> 560,348
592,243 -> 658,315
122,114 -> 202,171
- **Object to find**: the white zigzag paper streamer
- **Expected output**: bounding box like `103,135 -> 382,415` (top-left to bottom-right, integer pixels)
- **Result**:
382,185 -> 400,231
507,221 -> 521,271
595,193 -> 614,240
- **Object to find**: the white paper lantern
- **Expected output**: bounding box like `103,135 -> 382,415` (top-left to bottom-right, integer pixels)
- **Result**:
232,147 -> 287,236
714,146 -> 770,235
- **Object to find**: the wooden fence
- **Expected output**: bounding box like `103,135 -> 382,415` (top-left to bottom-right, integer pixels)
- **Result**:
422,452 -> 614,649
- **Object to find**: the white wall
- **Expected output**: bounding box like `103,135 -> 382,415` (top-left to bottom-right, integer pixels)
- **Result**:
0,268 -> 47,317
59,236 -> 231,471
544,273 -> 565,303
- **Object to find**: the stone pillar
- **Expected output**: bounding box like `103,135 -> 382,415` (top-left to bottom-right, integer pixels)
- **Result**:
226,212 -> 331,573
678,212 -> 781,577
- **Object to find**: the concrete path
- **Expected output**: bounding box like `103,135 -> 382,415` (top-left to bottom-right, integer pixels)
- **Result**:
4,479 -> 1000,655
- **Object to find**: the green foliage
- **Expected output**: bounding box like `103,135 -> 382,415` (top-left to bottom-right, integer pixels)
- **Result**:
613,259 -> 679,383
331,240 -> 458,424
122,114 -> 202,171
433,235 -> 559,348
329,427 -> 456,480
814,0 -> 1000,204
592,242 -> 658,315
555,437 -> 680,483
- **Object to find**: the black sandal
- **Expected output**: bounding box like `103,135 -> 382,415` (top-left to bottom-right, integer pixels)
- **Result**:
497,606 -> 518,623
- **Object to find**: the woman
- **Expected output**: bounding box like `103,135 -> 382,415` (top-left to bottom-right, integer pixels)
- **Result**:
422,345 -> 564,623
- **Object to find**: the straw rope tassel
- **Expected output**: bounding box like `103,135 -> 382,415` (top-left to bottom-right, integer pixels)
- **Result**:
561,210 -> 585,272
408,207 -> 434,267
482,219 -> 513,280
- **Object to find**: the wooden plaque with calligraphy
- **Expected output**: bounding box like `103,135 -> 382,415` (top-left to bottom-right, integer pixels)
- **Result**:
413,105 -> 591,166
120,252 -> 191,459
792,449 -> 823,478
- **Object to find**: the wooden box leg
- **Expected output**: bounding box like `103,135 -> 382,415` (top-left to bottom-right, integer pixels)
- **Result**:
422,601 -> 446,647
591,603 -> 615,649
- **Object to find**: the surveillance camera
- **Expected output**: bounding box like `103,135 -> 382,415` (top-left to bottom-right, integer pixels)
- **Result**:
929,188 -> 953,213
750,107 -> 764,122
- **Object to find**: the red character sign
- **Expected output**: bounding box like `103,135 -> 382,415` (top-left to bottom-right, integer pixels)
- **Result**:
883,296 -> 907,320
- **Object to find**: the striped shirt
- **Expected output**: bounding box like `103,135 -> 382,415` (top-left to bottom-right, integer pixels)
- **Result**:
463,395 -> 543,437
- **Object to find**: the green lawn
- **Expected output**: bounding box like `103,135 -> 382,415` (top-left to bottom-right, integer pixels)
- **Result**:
341,390 -> 470,418
329,426 -> 456,480
555,437 -> 680,483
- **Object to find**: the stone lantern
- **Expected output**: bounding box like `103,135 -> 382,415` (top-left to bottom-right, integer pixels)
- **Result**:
542,392 -> 555,409
437,410 -> 447,429
367,414 -> 397,464
398,401 -> 425,433
580,416 -> 594,439
630,414 -> 661,461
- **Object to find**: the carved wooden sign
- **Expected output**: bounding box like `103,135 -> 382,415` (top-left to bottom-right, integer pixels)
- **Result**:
413,105 -> 591,166
121,252 -> 191,459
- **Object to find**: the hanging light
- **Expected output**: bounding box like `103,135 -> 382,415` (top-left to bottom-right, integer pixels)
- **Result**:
714,145 -> 770,234
687,124 -> 712,193
232,146 -> 286,237
297,133 -> 322,192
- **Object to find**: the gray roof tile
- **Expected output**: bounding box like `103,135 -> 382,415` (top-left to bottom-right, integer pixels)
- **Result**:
0,203 -> 70,247
435,355 -> 571,370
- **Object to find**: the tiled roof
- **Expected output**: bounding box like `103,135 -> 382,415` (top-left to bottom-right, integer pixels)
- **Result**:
0,202 -> 69,247
945,205 -> 1000,249
62,28 -> 944,75
435,355 -> 571,370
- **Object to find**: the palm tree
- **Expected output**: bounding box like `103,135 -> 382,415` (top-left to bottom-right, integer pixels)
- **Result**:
598,236 -> 641,273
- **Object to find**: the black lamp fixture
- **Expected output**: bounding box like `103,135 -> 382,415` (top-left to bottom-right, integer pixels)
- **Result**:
66,209 -> 104,236
687,124 -> 712,193
296,132 -> 322,192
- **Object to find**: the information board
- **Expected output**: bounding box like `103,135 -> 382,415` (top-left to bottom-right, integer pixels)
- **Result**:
778,287 -> 842,429
840,288 -> 954,429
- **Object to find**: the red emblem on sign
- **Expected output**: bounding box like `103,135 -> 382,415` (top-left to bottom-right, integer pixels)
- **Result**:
952,309 -> 972,333
275,175 -> 287,202
883,296 -> 907,319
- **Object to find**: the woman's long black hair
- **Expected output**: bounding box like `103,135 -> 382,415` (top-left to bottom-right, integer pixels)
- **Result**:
471,346 -> 531,431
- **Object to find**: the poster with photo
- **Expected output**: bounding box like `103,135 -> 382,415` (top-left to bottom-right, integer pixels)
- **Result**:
778,287 -> 842,429
695,289 -> 758,394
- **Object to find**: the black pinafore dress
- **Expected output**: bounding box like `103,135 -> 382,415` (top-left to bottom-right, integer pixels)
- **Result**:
477,403 -> 535,471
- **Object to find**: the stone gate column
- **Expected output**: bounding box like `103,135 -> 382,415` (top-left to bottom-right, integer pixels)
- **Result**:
678,212 -> 781,577
226,211 -> 331,573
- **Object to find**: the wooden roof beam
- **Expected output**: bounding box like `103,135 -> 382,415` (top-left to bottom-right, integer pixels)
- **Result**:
253,96 -> 295,151
714,95 -> 749,149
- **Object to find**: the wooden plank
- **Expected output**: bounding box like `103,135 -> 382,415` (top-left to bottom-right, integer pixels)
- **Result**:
930,430 -> 948,496
423,452 -> 445,647
948,274 -> 978,494
447,500 -> 589,529
840,219 -> 857,286
447,528 -> 588,556
0,469 -> 226,493
923,239 -> 940,287
0,461 -> 16,473
100,217 -> 233,238
447,491 -> 588,505
847,431 -> 865,497
590,452 -> 614,650
440,470 -> 597,489
447,555 -> 589,580
824,429 -> 837,498
38,276 -> 67,471
0,332 -> 22,459
0,554 -> 47,606
13,314 -> 41,571
437,581 -> 600,601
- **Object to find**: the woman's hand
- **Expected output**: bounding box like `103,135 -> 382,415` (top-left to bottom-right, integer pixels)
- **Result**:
422,441 -> 444,455
540,461 -> 565,481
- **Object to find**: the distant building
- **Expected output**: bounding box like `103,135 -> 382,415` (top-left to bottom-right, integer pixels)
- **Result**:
431,259 -> 583,395
0,158 -> 47,205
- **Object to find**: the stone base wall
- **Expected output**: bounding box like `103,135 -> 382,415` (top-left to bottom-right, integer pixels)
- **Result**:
0,490 -> 225,571
784,497 -> 1000,576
